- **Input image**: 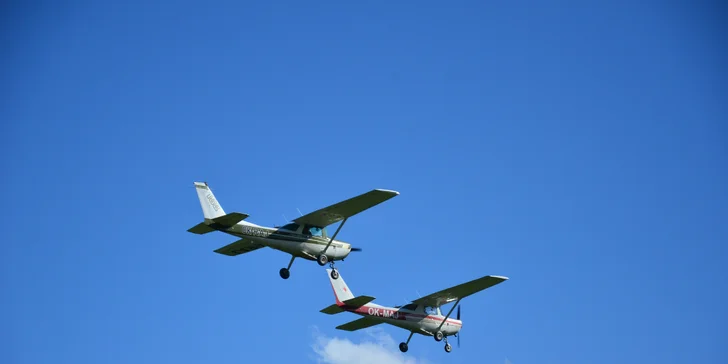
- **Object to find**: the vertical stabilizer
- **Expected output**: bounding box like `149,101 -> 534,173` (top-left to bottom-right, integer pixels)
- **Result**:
327,269 -> 355,303
194,182 -> 226,219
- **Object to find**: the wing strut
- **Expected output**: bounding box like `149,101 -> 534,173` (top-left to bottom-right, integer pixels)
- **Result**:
435,298 -> 461,333
322,217 -> 347,256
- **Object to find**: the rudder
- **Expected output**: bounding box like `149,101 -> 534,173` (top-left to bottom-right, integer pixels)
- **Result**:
194,181 -> 225,219
327,268 -> 355,304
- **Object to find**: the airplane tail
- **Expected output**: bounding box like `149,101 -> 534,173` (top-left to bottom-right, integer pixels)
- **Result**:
327,268 -> 355,303
187,182 -> 250,234
321,269 -> 376,314
194,181 -> 226,219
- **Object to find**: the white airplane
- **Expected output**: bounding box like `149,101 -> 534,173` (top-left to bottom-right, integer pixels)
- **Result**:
187,182 -> 399,280
320,268 -> 508,353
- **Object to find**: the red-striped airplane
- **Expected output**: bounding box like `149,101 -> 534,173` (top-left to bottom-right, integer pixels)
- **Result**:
320,268 -> 509,353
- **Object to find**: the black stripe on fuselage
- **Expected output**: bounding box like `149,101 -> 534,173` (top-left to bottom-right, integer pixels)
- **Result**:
216,225 -> 346,247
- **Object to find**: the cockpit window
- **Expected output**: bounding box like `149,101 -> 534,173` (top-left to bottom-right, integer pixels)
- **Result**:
280,223 -> 300,232
424,306 -> 440,316
401,304 -> 418,311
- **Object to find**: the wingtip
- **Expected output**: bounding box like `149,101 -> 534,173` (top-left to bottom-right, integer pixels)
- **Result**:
375,188 -> 400,196
491,275 -> 509,281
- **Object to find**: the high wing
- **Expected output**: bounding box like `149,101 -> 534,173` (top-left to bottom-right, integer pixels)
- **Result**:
293,189 -> 399,227
335,317 -> 382,331
213,238 -> 266,256
412,275 -> 509,307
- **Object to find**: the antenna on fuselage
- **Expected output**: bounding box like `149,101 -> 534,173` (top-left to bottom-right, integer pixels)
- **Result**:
296,208 -> 303,216
282,214 -> 289,223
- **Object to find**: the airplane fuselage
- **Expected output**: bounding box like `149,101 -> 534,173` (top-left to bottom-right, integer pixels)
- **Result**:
217,221 -> 352,261
344,303 -> 462,337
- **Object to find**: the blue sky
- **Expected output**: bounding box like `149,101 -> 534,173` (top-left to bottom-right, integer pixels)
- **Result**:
2,1 -> 726,363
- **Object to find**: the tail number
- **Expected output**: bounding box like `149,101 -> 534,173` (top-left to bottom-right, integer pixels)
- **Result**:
368,307 -> 399,319
206,194 -> 221,212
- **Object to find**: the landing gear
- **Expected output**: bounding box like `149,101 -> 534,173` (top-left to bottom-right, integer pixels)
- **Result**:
434,331 -> 443,342
399,332 -> 414,353
280,256 -> 295,280
317,254 -> 328,266
279,268 -> 290,279
444,337 -> 452,353
329,261 -> 339,280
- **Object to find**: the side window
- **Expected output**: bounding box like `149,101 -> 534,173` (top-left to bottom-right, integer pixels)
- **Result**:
425,306 -> 438,315
280,223 -> 300,232
304,225 -> 324,237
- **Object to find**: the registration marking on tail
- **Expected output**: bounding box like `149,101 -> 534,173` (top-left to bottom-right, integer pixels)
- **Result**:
207,194 -> 221,211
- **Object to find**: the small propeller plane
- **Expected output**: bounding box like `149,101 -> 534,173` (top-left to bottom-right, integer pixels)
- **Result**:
320,268 -> 508,353
187,182 -> 399,280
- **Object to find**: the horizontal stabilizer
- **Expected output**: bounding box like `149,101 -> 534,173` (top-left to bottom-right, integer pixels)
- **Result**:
214,238 -> 265,256
342,295 -> 375,308
210,212 -> 249,227
336,317 -> 382,331
320,304 -> 346,315
187,223 -> 215,234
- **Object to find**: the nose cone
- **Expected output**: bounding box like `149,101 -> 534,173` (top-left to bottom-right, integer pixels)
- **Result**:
342,243 -> 352,257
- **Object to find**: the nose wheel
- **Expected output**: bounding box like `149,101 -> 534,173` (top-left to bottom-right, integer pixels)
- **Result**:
328,261 -> 339,280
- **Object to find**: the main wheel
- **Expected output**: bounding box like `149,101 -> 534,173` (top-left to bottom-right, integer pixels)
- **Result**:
330,269 -> 339,280
434,331 -> 443,342
399,342 -> 408,353
317,254 -> 328,266
444,343 -> 452,353
279,268 -> 290,279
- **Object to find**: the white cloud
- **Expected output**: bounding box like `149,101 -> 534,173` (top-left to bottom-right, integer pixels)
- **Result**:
310,326 -> 433,364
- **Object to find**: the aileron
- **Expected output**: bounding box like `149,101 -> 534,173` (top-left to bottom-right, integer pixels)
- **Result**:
294,189 -> 399,227
413,275 -> 509,307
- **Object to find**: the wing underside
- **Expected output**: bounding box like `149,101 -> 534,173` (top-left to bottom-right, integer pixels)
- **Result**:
335,317 -> 382,331
213,238 -> 266,256
412,275 -> 509,307
293,189 -> 399,227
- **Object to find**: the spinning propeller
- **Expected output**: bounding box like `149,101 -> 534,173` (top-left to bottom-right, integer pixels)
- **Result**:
456,304 -> 461,348
351,247 -> 362,252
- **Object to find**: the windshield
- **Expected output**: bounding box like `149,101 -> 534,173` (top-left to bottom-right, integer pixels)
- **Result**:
280,223 -> 300,232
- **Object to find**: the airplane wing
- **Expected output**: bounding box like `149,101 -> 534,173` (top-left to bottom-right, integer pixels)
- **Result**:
335,317 -> 382,331
293,189 -> 399,227
213,238 -> 265,256
412,275 -> 509,307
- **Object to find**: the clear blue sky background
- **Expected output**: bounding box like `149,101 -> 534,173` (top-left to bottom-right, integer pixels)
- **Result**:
2,1 -> 726,363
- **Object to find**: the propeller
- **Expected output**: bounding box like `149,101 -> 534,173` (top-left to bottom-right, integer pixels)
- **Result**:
457,305 -> 461,348
350,247 -> 362,252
